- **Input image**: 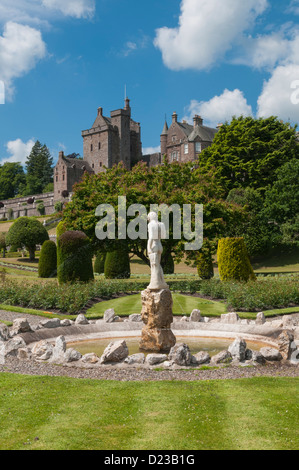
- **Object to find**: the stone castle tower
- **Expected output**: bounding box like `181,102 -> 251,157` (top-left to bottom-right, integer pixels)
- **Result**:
54,98 -> 142,201
81,97 -> 142,172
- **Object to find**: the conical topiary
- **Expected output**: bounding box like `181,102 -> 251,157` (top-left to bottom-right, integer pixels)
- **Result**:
57,230 -> 94,284
217,237 -> 256,282
94,251 -> 106,274
38,240 -> 57,278
104,248 -> 130,279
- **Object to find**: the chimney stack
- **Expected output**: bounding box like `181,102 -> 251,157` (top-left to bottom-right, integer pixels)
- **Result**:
97,107 -> 103,116
193,115 -> 203,127
172,112 -> 178,123
59,151 -> 64,158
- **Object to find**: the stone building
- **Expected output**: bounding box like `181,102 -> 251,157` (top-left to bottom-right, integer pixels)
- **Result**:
160,112 -> 217,163
54,152 -> 93,201
53,98 -> 142,202
81,97 -> 142,173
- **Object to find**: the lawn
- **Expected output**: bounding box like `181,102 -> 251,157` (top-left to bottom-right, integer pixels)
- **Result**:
86,293 -> 227,318
0,374 -> 298,450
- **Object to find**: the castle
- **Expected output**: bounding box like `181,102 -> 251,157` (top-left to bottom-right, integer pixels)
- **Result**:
0,99 -> 217,219
54,99 -> 217,201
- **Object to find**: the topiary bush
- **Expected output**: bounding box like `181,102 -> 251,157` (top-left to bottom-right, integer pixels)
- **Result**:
57,230 -> 94,284
196,241 -> 214,280
38,240 -> 57,278
94,251 -> 106,274
161,251 -> 174,274
104,248 -> 131,279
217,237 -> 256,282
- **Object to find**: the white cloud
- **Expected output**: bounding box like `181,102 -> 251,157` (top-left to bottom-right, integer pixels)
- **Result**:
0,0 -> 95,25
184,89 -> 253,127
2,138 -> 35,165
235,26 -> 299,70
142,146 -> 161,155
288,0 -> 299,15
41,0 -> 95,19
257,64 -> 299,121
154,0 -> 269,71
0,22 -> 47,99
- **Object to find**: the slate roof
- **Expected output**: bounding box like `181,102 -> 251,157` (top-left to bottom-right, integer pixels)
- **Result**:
62,156 -> 93,173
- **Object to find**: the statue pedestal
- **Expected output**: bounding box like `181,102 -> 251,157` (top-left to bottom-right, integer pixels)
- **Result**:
139,288 -> 176,353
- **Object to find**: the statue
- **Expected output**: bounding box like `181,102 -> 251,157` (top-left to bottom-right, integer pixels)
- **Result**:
139,211 -> 176,352
147,212 -> 168,290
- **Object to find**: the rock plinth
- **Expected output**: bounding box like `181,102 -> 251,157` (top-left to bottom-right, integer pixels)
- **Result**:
139,288 -> 176,353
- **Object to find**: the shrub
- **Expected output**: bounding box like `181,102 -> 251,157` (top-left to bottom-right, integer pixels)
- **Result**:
217,237 -> 256,282
196,241 -> 214,279
94,251 -> 106,274
6,217 -> 49,261
0,232 -> 6,258
38,240 -> 57,278
104,248 -> 131,279
57,230 -> 94,284
37,202 -> 45,215
54,201 -> 63,212
161,252 -> 174,274
7,208 -> 13,220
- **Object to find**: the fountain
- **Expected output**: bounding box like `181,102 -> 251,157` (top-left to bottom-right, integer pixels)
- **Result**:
139,212 -> 176,353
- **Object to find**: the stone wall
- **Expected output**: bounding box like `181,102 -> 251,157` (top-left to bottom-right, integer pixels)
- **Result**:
0,192 -> 55,220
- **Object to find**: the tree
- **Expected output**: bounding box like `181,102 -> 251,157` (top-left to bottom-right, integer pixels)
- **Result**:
226,187 -> 272,257
24,141 -> 53,194
0,162 -> 26,199
198,116 -> 299,194
262,158 -> 299,246
61,161 -> 246,267
6,217 -> 49,261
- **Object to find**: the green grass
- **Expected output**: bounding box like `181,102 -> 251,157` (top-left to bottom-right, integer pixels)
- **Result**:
86,293 -> 228,318
0,374 -> 298,450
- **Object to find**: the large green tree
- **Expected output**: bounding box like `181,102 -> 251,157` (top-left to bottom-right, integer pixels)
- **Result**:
6,217 -> 49,260
0,162 -> 26,200
62,161 -> 246,266
23,141 -> 53,195
198,116 -> 299,194
262,158 -> 299,246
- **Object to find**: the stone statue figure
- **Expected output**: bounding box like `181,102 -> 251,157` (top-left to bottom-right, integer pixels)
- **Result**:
147,212 -> 169,290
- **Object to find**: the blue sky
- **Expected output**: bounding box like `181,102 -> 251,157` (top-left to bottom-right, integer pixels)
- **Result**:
0,0 -> 299,166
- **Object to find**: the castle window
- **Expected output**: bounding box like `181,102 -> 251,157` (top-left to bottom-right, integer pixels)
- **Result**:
56,176 -> 58,182
98,142 -> 101,150
92,163 -> 94,169
195,142 -> 202,153
63,174 -> 65,181
172,135 -> 176,142
184,144 -> 188,154
171,151 -> 179,162
100,162 -> 102,167
90,144 -> 93,151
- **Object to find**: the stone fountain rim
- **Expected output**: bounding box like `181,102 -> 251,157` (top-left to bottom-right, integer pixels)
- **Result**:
20,319 -> 283,350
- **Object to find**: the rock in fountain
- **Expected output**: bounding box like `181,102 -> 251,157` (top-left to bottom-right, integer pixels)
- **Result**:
139,212 -> 176,353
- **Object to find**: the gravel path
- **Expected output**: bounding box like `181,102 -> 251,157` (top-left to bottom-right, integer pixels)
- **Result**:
1,357 -> 298,382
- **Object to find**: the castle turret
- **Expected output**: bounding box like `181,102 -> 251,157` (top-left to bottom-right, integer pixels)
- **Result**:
160,119 -> 168,156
